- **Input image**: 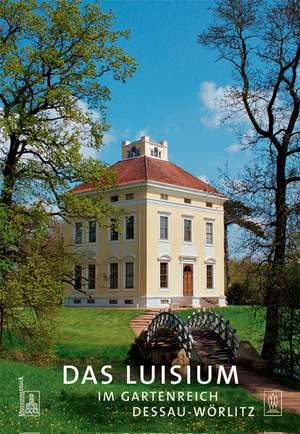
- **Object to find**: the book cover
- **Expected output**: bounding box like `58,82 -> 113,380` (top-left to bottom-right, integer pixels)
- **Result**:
0,1 -> 299,434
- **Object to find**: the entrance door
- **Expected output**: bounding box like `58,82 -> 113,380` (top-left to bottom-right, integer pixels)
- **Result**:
183,264 -> 193,296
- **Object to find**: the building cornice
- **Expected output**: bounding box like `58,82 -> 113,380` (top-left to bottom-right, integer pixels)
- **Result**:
73,180 -> 227,203
145,181 -> 227,201
111,180 -> 226,201
114,198 -> 224,214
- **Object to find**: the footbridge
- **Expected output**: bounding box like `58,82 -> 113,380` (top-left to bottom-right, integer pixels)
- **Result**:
140,310 -> 241,366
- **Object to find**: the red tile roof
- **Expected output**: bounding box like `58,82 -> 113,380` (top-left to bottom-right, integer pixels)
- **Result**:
72,156 -> 220,194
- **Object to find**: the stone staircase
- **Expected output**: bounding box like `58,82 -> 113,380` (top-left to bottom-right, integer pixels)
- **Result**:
200,297 -> 219,308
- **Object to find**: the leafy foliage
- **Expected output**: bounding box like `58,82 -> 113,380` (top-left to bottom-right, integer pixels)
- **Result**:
0,0 -> 137,355
0,205 -> 72,362
0,0 -> 137,218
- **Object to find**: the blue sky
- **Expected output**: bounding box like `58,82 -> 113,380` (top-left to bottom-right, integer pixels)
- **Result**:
90,0 -> 251,187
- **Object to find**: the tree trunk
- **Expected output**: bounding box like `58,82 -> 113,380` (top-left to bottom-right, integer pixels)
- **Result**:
261,151 -> 287,361
1,134 -> 19,206
224,223 -> 231,293
0,134 -> 19,349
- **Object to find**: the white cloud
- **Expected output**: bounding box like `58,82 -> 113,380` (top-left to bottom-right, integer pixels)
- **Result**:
75,101 -> 117,158
198,80 -> 249,128
103,132 -> 116,146
135,127 -> 149,140
80,131 -> 116,159
226,128 -> 256,153
198,81 -> 231,128
77,99 -> 101,123
226,143 -> 243,153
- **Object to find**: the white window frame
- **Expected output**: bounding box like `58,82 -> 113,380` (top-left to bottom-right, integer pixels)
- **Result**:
124,214 -> 136,241
108,261 -> 119,290
88,220 -> 96,243
108,218 -> 119,242
205,220 -> 214,246
74,221 -> 83,245
159,214 -> 169,241
205,258 -> 216,290
124,261 -> 135,290
206,264 -> 214,290
157,255 -> 171,291
182,216 -> 193,244
87,263 -> 96,291
159,261 -> 169,290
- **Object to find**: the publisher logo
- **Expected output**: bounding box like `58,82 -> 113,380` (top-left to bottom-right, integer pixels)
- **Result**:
18,377 -> 40,417
263,390 -> 282,416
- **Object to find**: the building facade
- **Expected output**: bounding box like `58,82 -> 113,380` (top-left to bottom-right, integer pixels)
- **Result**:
64,136 -> 227,308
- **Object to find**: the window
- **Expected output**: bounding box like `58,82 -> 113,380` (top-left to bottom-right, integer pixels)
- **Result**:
125,262 -> 134,288
160,262 -> 168,288
87,299 -> 95,304
126,193 -> 134,200
160,299 -> 169,304
127,146 -> 140,158
110,219 -> 119,241
88,220 -> 96,243
160,193 -> 168,200
75,222 -> 83,244
125,215 -> 134,239
110,195 -> 119,202
206,202 -> 213,208
206,264 -> 214,289
125,299 -> 134,305
109,263 -> 118,289
73,299 -> 81,304
184,219 -> 192,242
74,265 -> 82,290
160,215 -> 168,240
88,264 -> 96,290
184,198 -> 191,204
206,222 -> 213,244
154,147 -> 159,157
109,299 -> 118,305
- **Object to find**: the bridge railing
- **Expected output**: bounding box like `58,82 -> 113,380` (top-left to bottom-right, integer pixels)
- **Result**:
144,309 -> 241,361
145,311 -> 194,359
186,310 -> 240,357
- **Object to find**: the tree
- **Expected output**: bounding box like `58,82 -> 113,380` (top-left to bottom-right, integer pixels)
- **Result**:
0,0 -> 137,352
199,0 -> 300,362
0,0 -> 136,215
224,199 -> 264,291
0,205 -> 72,361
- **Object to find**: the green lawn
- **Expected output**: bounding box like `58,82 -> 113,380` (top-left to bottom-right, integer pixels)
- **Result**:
0,307 -> 299,434
56,308 -> 141,366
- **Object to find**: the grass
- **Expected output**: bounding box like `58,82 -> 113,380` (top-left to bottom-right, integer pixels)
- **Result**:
0,306 -> 299,433
56,308 -> 140,366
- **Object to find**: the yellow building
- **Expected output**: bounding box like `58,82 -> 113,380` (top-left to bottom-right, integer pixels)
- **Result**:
64,136 -> 227,308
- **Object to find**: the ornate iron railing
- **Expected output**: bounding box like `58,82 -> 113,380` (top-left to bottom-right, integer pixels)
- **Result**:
145,311 -> 194,359
144,310 -> 241,361
185,310 -> 240,356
